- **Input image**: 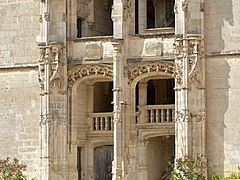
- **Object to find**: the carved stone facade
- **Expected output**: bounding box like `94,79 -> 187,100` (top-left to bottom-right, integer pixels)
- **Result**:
1,0 -> 240,180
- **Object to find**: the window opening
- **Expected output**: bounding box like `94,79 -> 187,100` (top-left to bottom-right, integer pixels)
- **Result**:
147,0 -> 155,29
77,17 -> 82,38
145,0 -> 175,29
76,0 -> 113,38
147,79 -> 174,105
135,0 -> 139,34
77,147 -> 81,180
94,82 -> 113,113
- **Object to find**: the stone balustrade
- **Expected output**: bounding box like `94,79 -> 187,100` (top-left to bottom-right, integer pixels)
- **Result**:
89,112 -> 113,131
137,104 -> 174,124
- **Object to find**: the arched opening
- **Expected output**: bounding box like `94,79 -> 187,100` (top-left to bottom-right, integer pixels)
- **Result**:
135,77 -> 175,124
94,82 -> 113,113
147,136 -> 174,180
70,74 -> 114,179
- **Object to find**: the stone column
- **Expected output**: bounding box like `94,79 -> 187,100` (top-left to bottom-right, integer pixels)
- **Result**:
138,83 -> 148,124
138,83 -> 148,106
137,140 -> 148,180
112,41 -> 124,180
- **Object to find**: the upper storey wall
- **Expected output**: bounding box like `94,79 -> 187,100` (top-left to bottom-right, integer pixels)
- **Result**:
0,1 -> 40,66
205,0 -> 240,54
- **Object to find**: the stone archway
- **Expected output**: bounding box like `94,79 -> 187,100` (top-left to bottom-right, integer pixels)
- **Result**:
67,64 -> 114,180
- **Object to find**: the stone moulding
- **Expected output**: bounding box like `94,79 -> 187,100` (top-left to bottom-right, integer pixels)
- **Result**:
68,64 -> 113,87
127,61 -> 174,84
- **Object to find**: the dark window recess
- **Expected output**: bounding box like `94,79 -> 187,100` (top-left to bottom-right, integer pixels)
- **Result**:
147,0 -> 175,29
77,18 -> 82,38
77,147 -> 81,180
147,0 -> 155,29
135,0 -> 139,34
147,79 -> 174,105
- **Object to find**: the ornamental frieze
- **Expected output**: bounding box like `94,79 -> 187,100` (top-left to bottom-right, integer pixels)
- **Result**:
128,61 -> 174,84
68,64 -> 113,87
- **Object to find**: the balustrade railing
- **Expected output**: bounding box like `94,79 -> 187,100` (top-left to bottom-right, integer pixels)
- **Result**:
89,112 -> 113,131
137,105 -> 174,124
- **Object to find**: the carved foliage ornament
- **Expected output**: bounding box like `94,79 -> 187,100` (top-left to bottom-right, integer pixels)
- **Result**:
38,45 -> 63,91
175,109 -> 190,123
68,65 -> 113,87
173,36 -> 203,85
175,109 -> 206,123
188,38 -> 202,84
173,38 -> 183,85
128,61 -> 174,83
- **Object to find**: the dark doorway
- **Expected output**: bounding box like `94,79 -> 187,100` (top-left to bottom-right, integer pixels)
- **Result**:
94,145 -> 113,180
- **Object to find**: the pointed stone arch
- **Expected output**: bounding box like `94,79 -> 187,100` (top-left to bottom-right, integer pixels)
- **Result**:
68,64 -> 113,87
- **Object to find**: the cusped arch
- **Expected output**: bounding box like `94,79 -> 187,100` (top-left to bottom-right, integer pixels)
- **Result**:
68,64 -> 113,87
128,61 -> 174,86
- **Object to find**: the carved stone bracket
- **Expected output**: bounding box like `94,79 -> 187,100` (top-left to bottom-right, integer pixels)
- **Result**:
173,36 -> 183,85
128,61 -> 174,84
38,43 -> 64,92
173,35 -> 203,86
68,64 -> 113,87
188,35 -> 203,84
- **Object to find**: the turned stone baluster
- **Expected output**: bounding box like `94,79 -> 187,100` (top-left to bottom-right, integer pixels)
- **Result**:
111,116 -> 113,131
92,117 -> 95,131
156,109 -> 160,123
172,108 -> 174,122
166,109 -> 170,122
150,109 -> 154,123
161,109 -> 164,122
100,117 -> 104,130
95,117 -> 99,130
105,117 -> 109,130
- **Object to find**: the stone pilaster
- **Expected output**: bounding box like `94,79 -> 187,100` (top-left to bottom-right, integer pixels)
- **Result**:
112,41 -> 124,180
38,43 -> 68,180
137,140 -> 148,180
174,0 -> 206,158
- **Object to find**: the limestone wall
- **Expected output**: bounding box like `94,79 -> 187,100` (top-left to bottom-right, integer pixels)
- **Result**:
206,56 -> 240,175
0,1 -> 39,66
0,69 -> 40,178
205,0 -> 240,54
0,1 -> 40,178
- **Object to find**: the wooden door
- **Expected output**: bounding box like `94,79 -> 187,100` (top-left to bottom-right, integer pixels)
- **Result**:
94,146 -> 113,180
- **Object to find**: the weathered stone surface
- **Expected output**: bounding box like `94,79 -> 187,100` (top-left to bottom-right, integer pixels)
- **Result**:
1,0 -> 240,179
